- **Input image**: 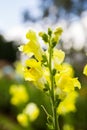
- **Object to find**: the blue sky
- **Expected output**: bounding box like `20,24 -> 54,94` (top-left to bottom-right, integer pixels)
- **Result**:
0,0 -> 87,50
0,0 -> 40,32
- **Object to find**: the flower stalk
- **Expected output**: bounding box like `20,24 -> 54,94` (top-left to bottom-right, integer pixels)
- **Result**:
49,35 -> 60,130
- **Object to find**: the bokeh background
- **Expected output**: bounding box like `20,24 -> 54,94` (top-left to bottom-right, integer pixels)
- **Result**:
0,0 -> 87,130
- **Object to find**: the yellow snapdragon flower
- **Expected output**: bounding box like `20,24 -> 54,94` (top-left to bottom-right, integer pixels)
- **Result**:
57,91 -> 78,115
55,62 -> 81,100
26,30 -> 37,41
46,48 -> 65,69
19,30 -> 44,61
53,27 -> 63,36
55,74 -> 81,95
24,59 -> 43,81
61,63 -> 74,77
52,27 -> 63,44
34,76 -> 46,90
55,63 -> 74,77
53,48 -> 65,69
34,67 -> 50,90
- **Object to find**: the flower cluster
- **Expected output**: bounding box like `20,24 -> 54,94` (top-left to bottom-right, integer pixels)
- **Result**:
19,27 -> 81,116
19,27 -> 81,130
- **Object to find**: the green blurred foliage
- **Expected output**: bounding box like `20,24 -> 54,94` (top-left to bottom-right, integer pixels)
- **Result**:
1,70 -> 87,130
0,35 -> 19,63
0,34 -> 87,130
0,76 -> 50,130
0,114 -> 25,130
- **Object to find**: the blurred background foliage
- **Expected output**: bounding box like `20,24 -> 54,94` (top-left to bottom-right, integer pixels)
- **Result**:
0,0 -> 87,130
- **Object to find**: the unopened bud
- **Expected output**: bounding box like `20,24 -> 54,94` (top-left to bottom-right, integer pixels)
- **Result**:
54,27 -> 63,35
39,32 -> 48,43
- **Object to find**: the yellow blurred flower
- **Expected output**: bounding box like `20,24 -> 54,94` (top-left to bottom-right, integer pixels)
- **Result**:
57,91 -> 78,115
83,64 -> 87,76
23,103 -> 40,121
17,113 -> 28,127
63,124 -> 74,130
9,84 -> 29,105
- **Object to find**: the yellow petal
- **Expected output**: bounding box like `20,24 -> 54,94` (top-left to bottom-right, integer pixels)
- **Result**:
10,84 -> 29,105
17,113 -> 28,127
61,63 -> 74,77
73,78 -> 81,89
83,64 -> 87,76
57,91 -> 78,115
24,103 -> 40,121
53,48 -> 65,68
26,30 -> 37,41
24,59 -> 43,81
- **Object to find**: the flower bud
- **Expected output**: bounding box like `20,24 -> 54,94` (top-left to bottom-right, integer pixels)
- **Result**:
39,32 -> 48,43
48,28 -> 52,36
54,27 -> 63,35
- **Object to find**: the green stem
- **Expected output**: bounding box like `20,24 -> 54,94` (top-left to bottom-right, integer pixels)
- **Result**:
48,39 -> 60,130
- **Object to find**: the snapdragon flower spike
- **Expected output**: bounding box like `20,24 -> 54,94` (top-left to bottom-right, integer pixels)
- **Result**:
19,27 -> 81,125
